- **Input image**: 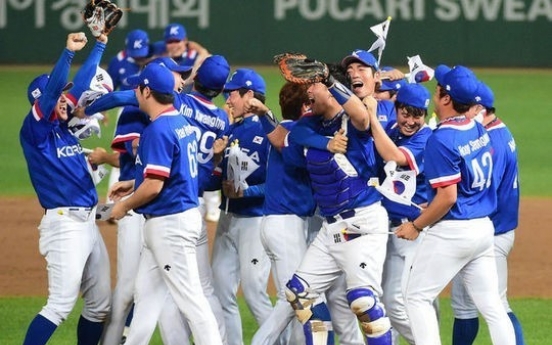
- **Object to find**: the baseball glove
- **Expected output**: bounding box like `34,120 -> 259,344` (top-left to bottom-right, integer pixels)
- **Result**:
274,52 -> 329,85
82,0 -> 123,37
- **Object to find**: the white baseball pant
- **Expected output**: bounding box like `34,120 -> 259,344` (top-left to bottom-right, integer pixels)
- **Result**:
212,212 -> 273,345
451,230 -> 516,318
403,218 -> 515,345
124,208 -> 222,345
38,207 -> 111,325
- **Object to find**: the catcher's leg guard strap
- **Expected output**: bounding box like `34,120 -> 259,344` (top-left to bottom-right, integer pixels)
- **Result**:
328,81 -> 354,106
285,274 -> 316,324
347,288 -> 392,339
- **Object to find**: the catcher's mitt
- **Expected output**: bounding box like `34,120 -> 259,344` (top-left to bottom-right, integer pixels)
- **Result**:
274,53 -> 329,85
82,0 -> 123,37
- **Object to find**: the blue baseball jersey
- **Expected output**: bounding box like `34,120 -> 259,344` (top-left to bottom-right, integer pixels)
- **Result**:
486,118 -> 519,234
176,92 -> 230,194
381,124 -> 432,221
111,105 -> 151,182
65,41 -> 107,110
219,116 -> 269,217
107,51 -> 142,91
134,107 -> 199,216
285,112 -> 382,217
264,120 -> 316,217
424,116 -> 496,220
20,49 -> 97,209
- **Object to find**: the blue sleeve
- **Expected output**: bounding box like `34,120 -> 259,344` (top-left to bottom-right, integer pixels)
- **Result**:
243,183 -> 265,197
289,116 -> 330,150
35,49 -> 75,120
68,41 -> 106,103
85,90 -> 138,115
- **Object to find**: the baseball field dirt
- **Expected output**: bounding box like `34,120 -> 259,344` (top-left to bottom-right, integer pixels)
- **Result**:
1,196 -> 550,298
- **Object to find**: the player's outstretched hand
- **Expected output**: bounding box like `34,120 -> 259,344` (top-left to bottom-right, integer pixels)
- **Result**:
327,128 -> 348,154
395,222 -> 421,241
109,180 -> 135,201
67,32 -> 88,52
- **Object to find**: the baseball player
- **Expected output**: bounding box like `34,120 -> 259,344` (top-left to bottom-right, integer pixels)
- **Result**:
108,62 -> 222,345
450,81 -> 525,345
245,82 -> 328,344
282,66 -> 393,344
20,32 -> 111,345
206,68 -> 272,345
85,55 -> 231,344
247,81 -> 366,345
395,65 -> 515,345
368,83 -> 433,345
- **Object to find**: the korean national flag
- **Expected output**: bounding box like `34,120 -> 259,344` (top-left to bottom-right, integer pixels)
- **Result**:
375,161 -> 418,208
227,142 -> 259,192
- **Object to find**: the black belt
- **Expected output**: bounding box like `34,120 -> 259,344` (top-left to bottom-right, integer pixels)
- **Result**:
143,214 -> 156,220
325,209 -> 356,224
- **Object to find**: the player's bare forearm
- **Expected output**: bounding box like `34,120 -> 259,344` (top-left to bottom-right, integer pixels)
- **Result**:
414,184 -> 456,228
369,107 -> 408,166
396,184 -> 456,240
88,147 -> 120,167
342,88 -> 370,131
267,125 -> 289,151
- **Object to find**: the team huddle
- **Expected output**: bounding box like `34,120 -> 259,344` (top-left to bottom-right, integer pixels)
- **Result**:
19,5 -> 524,345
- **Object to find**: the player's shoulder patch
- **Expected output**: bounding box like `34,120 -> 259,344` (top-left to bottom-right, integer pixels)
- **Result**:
252,136 -> 264,145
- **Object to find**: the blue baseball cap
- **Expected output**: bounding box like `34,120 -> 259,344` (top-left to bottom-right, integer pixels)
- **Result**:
151,40 -> 167,56
125,29 -> 150,59
396,83 -> 431,110
195,55 -> 231,91
341,49 -> 379,70
27,74 -> 72,105
473,81 -> 494,108
224,68 -> 266,95
434,64 -> 479,104
164,23 -> 187,42
127,63 -> 175,94
150,57 -> 192,79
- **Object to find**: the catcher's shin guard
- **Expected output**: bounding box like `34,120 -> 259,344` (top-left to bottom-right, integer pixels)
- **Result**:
303,302 -> 335,345
347,288 -> 392,345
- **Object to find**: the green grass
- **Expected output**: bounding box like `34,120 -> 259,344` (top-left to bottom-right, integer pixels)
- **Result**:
0,296 -> 546,344
2,66 -> 552,196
